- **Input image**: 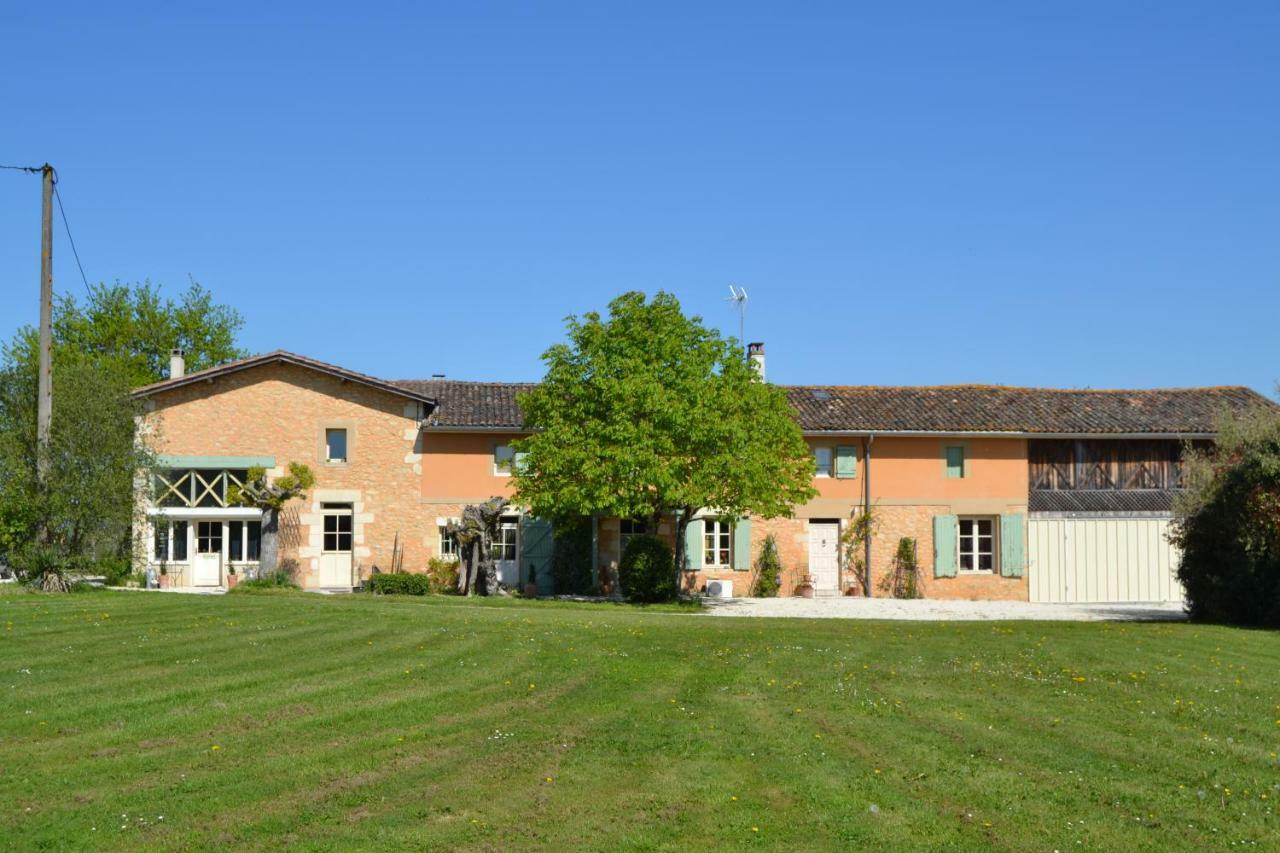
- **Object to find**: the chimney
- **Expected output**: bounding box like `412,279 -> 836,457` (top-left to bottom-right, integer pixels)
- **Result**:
748,342 -> 765,381
169,348 -> 186,379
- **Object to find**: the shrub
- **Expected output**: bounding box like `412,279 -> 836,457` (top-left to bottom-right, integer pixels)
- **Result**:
1171,406 -> 1280,627
367,571 -> 432,596
751,534 -> 782,597
619,535 -> 676,603
879,537 -> 921,599
424,558 -> 460,594
553,516 -> 594,595
234,572 -> 300,592
97,554 -> 134,587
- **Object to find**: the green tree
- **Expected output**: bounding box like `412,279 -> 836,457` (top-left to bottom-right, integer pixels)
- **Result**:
228,463 -> 316,576
751,534 -> 783,597
512,292 -> 817,584
53,280 -> 247,387
0,346 -> 153,589
1171,401 -> 1280,627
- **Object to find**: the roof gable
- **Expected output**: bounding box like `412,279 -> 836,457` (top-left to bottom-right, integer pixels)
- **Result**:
132,350 -> 437,406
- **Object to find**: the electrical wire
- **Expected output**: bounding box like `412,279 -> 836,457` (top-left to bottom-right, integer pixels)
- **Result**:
52,175 -> 92,291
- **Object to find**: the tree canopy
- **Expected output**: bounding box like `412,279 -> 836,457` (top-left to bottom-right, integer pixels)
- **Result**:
511,291 -> 816,569
1171,399 -> 1280,627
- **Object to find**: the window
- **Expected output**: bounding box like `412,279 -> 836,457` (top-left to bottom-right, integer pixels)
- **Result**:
494,444 -> 515,475
246,521 -> 261,561
945,445 -> 965,478
439,525 -> 459,560
620,519 -> 649,552
229,520 -> 244,561
958,517 -> 996,573
326,428 -> 348,463
813,446 -> 833,478
172,521 -> 188,561
154,522 -> 169,561
323,510 -> 353,553
491,517 -> 517,561
703,520 -> 733,568
196,521 -> 222,554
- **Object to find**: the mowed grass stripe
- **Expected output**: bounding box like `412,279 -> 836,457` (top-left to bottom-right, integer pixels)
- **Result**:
2,590 -> 1277,850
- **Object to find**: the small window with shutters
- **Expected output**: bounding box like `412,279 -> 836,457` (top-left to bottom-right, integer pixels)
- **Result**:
835,445 -> 858,479
945,445 -> 965,478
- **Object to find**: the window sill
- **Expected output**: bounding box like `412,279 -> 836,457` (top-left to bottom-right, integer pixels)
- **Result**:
957,570 -> 996,576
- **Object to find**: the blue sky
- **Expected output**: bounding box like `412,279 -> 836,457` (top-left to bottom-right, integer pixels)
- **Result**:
1,2 -> 1276,393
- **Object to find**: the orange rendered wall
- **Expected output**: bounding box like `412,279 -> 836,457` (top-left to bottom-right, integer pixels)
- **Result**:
420,431 -> 521,502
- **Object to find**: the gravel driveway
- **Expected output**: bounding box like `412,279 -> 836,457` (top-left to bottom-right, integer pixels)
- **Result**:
702,596 -> 1187,622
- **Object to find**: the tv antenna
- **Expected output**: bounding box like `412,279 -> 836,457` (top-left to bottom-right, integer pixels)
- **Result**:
727,284 -> 748,345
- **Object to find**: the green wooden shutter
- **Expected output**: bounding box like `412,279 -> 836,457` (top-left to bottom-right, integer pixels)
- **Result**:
835,445 -> 858,479
945,446 -> 965,478
519,516 -> 555,594
732,518 -> 752,571
933,515 -> 957,577
1000,514 -> 1025,578
684,519 -> 704,571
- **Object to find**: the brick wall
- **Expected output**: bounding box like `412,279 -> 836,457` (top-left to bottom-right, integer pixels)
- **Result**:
141,363 -> 432,588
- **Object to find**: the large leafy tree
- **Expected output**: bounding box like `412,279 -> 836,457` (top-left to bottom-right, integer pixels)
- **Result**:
0,280 -> 246,586
512,292 -> 817,578
1171,399 -> 1280,627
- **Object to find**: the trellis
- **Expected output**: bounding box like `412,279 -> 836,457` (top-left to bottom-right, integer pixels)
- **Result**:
153,469 -> 247,508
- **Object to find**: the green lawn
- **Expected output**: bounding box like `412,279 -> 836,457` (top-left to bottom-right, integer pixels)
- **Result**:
1,589 -> 1277,850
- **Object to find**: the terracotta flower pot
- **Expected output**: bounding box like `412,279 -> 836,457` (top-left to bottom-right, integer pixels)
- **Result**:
159,574 -> 171,589
524,582 -> 539,597
795,582 -> 815,599
226,574 -> 238,589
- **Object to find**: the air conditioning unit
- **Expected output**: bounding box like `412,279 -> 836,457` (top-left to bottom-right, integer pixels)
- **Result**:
705,579 -> 734,599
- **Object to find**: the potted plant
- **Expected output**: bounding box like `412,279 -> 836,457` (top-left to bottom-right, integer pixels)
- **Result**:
523,562 -> 539,598
226,565 -> 238,589
158,564 -> 170,589
794,573 -> 815,599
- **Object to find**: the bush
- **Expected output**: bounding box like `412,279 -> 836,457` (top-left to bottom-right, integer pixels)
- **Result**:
751,534 -> 782,597
367,571 -> 432,596
234,572 -> 300,592
1172,407 -> 1280,627
553,516 -> 594,595
424,558 -> 460,594
97,554 -> 133,586
619,535 -> 676,603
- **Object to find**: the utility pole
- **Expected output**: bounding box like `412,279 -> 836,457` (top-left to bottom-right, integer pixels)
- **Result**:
37,163 -> 53,483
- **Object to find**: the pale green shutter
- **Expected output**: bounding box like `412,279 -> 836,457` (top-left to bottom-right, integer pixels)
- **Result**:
933,515 -> 957,577
1000,514 -> 1025,578
519,516 -> 555,594
835,445 -> 858,479
732,518 -> 752,571
945,446 -> 965,478
684,519 -> 704,571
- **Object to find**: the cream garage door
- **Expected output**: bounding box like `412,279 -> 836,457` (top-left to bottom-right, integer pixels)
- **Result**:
1028,516 -> 1184,604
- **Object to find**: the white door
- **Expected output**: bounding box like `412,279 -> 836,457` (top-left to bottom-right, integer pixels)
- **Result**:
808,521 -> 840,592
493,516 -> 519,587
1029,516 -> 1183,603
192,521 -> 223,587
319,506 -> 353,588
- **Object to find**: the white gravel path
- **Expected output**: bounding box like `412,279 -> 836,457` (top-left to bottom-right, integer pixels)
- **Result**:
702,596 -> 1187,622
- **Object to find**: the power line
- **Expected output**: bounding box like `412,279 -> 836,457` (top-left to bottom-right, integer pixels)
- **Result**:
0,164 -> 43,173
51,175 -> 91,291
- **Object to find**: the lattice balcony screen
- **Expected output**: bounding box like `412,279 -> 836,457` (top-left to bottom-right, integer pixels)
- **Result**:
154,469 -> 248,508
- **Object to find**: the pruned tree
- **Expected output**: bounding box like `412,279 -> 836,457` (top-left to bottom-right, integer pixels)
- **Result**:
512,292 -> 817,590
447,497 -> 510,596
229,462 -> 316,576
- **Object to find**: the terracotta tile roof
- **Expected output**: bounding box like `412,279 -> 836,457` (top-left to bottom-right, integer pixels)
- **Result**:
785,385 -> 1273,434
395,378 -> 1273,435
131,350 -> 437,405
391,379 -> 536,428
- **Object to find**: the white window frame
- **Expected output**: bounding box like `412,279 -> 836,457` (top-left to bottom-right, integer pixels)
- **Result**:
493,444 -> 515,476
153,519 -> 191,564
491,516 -> 518,561
813,446 -> 833,478
702,519 -> 733,569
957,516 -> 998,574
438,525 -> 459,561
226,519 -> 263,564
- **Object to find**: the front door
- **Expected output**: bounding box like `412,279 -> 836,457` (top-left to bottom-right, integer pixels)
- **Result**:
193,521 -> 223,586
319,505 -> 353,588
808,521 -> 840,592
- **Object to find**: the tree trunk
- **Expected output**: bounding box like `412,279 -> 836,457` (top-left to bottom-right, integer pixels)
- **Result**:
672,507 -> 691,594
260,508 -> 279,575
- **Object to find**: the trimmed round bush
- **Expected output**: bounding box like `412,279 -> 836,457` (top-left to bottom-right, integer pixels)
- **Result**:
619,534 -> 676,603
